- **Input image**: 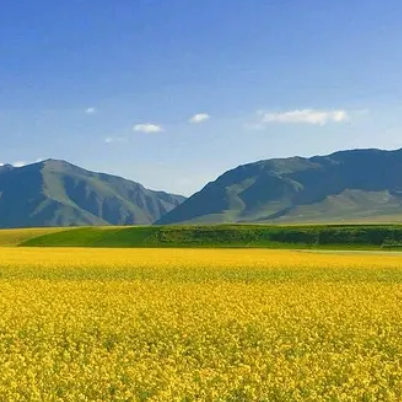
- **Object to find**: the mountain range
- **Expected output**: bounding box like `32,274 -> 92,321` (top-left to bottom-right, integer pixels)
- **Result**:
157,148 -> 402,225
2,148 -> 402,228
0,159 -> 185,228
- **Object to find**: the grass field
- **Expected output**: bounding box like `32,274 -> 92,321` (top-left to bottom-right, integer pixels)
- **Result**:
0,227 -> 68,247
13,224 -> 402,250
1,248 -> 402,401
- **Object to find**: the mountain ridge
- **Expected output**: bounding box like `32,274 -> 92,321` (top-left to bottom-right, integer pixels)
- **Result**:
0,159 -> 185,228
157,147 -> 402,225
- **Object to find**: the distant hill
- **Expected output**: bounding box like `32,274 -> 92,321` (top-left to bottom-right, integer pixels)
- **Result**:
0,159 -> 185,228
157,148 -> 402,225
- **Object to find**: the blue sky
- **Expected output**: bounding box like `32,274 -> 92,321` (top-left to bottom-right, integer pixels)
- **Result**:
1,0 -> 402,195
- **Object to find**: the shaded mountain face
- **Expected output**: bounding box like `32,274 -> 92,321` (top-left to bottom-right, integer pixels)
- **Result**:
157,148 -> 402,225
0,164 -> 15,175
0,160 -> 185,228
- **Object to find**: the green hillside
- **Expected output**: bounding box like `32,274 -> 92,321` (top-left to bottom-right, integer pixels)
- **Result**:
157,148 -> 402,225
0,160 -> 185,228
19,224 -> 402,250
0,228 -> 69,247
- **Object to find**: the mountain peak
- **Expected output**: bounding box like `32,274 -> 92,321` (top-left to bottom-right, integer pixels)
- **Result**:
0,164 -> 15,174
0,160 -> 186,228
157,147 -> 402,225
40,158 -> 78,168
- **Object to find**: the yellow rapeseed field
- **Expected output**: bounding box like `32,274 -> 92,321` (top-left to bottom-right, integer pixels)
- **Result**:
1,248 -> 402,401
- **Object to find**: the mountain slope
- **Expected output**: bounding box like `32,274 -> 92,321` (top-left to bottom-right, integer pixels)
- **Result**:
157,148 -> 402,225
0,160 -> 185,228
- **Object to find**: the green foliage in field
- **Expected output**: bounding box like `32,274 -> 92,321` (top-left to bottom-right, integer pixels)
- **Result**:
20,227 -> 157,248
19,224 -> 402,249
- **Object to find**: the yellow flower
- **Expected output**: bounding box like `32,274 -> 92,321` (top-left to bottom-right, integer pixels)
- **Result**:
0,247 -> 402,400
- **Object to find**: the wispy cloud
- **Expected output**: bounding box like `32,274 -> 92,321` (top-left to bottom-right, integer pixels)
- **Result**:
133,123 -> 164,133
85,107 -> 97,114
259,109 -> 349,126
104,136 -> 127,144
189,113 -> 210,124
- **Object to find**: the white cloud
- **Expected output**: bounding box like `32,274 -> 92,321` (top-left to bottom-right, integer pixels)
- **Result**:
133,123 -> 164,133
13,161 -> 27,168
189,113 -> 210,124
104,136 -> 127,144
260,109 -> 349,126
85,107 -> 97,114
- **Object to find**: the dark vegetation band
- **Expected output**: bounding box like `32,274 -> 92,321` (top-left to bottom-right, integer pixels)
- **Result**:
20,225 -> 402,249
